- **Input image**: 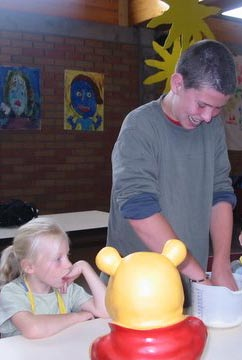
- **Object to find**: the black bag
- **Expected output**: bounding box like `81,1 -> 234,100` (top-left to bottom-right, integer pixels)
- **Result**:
0,199 -> 39,227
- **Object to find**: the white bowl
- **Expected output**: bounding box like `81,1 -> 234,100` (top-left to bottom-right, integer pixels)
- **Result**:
191,273 -> 242,328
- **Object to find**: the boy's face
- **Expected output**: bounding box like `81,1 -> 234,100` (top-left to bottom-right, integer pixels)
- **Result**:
170,73 -> 231,130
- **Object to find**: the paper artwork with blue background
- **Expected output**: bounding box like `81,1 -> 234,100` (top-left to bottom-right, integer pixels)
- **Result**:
64,70 -> 104,131
0,66 -> 41,130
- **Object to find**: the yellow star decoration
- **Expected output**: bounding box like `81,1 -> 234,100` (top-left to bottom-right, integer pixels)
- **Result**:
144,39 -> 182,93
144,0 -> 220,91
147,0 -> 220,51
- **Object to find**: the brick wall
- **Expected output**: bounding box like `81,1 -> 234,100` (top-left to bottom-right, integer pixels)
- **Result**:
0,11 -> 155,214
2,10 -> 242,217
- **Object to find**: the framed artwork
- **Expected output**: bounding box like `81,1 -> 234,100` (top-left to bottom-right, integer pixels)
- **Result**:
64,70 -> 104,131
0,66 -> 41,130
224,55 -> 242,150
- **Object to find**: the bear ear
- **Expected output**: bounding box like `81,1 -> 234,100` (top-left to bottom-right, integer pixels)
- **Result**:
95,246 -> 122,276
162,239 -> 187,267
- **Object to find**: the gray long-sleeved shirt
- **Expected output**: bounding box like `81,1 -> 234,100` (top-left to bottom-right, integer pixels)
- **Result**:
107,97 -> 235,271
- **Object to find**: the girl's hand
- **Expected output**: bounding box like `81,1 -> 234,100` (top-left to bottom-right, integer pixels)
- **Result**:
60,264 -> 81,293
61,261 -> 87,289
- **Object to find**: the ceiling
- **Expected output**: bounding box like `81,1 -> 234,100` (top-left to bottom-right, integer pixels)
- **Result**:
203,0 -> 242,12
0,0 -> 241,27
129,0 -> 242,27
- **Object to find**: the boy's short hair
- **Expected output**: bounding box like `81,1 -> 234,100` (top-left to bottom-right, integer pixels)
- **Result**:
176,39 -> 237,95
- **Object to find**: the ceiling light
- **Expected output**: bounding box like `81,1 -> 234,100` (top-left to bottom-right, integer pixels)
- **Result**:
222,7 -> 242,20
159,1 -> 169,11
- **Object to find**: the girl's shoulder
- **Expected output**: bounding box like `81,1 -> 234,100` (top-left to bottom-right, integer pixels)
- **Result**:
1,277 -> 25,294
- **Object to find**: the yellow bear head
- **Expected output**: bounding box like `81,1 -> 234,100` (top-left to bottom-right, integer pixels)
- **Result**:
96,239 -> 187,330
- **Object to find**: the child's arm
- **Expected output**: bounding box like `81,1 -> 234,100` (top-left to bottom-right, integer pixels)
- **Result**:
63,260 -> 109,318
11,309 -> 94,339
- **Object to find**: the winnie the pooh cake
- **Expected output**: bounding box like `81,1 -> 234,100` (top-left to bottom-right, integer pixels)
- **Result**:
91,239 -> 207,360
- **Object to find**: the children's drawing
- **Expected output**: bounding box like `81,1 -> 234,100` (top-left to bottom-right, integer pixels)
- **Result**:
0,66 -> 41,130
224,55 -> 242,150
64,70 -> 104,131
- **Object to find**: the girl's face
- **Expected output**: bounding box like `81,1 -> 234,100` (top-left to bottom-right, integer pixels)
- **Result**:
25,234 -> 72,293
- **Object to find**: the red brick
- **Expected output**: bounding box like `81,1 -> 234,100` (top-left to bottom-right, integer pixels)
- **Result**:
0,29 -> 139,214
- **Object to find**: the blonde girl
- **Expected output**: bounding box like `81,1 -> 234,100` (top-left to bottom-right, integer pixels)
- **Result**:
0,217 -> 108,338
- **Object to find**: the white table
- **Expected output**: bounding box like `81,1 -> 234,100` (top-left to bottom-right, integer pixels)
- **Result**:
0,318 -> 241,360
0,210 -> 109,240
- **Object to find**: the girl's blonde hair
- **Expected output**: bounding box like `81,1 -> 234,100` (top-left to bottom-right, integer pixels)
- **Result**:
0,217 -> 69,288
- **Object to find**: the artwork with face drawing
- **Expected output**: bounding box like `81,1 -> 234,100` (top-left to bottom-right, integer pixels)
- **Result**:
223,55 -> 242,150
64,70 -> 104,131
0,66 -> 41,130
